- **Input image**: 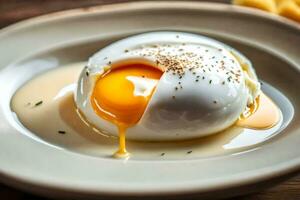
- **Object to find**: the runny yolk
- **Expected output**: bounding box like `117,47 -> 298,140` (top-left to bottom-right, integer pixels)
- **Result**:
91,64 -> 163,158
237,92 -> 280,129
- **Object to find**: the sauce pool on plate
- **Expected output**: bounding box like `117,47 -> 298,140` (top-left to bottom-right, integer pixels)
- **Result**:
11,63 -> 282,159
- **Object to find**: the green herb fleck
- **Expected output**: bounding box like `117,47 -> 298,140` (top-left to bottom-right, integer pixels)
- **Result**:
35,101 -> 43,107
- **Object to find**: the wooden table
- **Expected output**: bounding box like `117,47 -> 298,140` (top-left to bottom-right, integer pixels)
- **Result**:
0,0 -> 299,199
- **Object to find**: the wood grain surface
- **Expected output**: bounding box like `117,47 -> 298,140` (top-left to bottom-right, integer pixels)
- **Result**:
0,0 -> 299,199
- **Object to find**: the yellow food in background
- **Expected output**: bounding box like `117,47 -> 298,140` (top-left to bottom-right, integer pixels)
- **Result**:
233,0 -> 300,22
277,0 -> 300,22
233,0 -> 277,12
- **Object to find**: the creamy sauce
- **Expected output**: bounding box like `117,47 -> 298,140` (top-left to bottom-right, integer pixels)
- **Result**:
11,63 -> 283,159
237,93 -> 280,129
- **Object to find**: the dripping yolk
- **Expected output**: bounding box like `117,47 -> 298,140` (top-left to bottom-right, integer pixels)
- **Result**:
90,64 -> 162,157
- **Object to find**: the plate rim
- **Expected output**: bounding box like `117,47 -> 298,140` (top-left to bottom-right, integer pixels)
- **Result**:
1,1 -> 300,36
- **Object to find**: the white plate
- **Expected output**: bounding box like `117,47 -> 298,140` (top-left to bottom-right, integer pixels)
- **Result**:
0,1 -> 300,199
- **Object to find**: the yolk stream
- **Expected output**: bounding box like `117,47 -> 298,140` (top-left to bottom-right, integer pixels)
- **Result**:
91,64 -> 162,157
237,92 -> 280,129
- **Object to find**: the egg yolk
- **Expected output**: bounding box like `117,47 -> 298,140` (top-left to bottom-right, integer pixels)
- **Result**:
91,64 -> 162,157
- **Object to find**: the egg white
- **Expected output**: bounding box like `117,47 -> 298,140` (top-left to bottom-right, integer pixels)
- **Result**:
75,32 -> 260,141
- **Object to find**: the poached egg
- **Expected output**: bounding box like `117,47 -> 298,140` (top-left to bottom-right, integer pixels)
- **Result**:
75,31 -> 261,156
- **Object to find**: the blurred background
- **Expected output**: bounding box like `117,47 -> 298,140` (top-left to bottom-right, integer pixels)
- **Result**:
0,0 -> 232,27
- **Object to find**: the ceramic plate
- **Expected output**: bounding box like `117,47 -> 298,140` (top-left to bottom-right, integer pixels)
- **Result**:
0,1 -> 300,199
